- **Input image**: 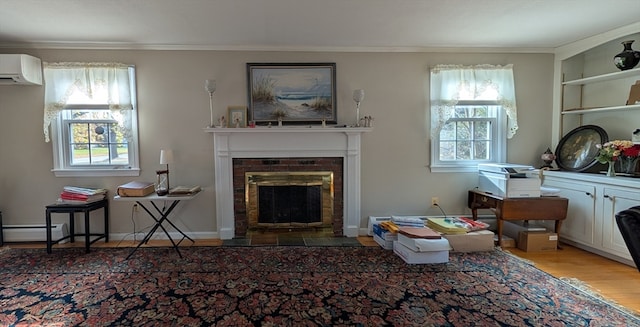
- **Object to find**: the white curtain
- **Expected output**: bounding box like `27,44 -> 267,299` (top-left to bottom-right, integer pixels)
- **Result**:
43,62 -> 133,142
430,64 -> 518,139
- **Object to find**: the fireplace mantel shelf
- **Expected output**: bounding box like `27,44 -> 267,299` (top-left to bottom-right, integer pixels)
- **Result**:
204,126 -> 372,133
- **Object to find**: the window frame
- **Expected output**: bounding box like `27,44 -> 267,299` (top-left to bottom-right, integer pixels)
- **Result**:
50,68 -> 140,177
430,100 -> 506,173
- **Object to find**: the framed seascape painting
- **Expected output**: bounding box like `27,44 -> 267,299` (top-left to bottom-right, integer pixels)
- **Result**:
247,63 -> 337,125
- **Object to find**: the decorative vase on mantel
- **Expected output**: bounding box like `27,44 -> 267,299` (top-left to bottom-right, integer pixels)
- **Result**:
607,161 -> 616,177
613,40 -> 640,71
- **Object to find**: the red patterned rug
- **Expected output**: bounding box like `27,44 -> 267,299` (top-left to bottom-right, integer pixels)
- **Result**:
1,246 -> 639,326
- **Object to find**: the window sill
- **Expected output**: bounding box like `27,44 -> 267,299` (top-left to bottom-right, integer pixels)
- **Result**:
429,165 -> 479,173
52,168 -> 140,177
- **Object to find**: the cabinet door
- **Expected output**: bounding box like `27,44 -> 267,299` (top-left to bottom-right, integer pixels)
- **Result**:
543,179 -> 597,246
601,187 -> 638,260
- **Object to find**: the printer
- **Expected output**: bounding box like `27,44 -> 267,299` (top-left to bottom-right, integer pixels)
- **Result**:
477,163 -> 541,198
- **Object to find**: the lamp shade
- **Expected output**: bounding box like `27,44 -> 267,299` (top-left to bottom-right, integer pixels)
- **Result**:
205,79 -> 216,93
353,89 -> 365,103
159,149 -> 174,165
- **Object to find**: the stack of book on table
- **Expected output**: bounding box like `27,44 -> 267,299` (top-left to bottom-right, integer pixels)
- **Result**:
168,185 -> 201,196
393,226 -> 451,264
57,186 -> 107,204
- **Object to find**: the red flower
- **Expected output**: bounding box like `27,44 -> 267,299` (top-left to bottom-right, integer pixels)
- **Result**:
622,144 -> 640,157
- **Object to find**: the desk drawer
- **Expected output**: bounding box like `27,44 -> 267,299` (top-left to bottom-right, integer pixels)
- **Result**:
474,194 -> 499,208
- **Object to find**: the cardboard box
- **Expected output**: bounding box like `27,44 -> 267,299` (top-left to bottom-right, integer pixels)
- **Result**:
443,230 -> 495,252
393,241 -> 449,264
502,221 -> 547,241
517,231 -> 558,252
494,235 -> 516,248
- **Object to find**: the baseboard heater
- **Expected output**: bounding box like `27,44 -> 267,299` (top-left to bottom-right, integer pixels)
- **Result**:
2,224 -> 69,243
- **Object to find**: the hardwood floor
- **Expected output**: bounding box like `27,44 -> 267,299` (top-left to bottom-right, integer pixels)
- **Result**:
507,244 -> 640,314
4,238 -> 640,314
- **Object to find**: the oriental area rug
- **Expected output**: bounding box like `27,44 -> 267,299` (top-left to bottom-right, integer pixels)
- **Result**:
1,246 -> 639,326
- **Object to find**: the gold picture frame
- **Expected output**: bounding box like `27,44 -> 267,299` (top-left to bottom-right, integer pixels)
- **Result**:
228,106 -> 247,128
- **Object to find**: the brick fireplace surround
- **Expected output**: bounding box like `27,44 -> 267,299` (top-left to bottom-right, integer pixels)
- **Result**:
205,127 -> 371,240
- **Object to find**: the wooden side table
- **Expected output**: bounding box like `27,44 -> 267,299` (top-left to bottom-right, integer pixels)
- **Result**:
467,190 -> 568,245
46,199 -> 109,253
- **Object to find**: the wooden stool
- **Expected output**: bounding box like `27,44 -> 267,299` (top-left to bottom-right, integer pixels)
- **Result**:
46,199 -> 109,253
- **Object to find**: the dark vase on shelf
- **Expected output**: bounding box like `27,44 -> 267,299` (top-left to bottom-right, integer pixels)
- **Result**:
613,40 -> 640,71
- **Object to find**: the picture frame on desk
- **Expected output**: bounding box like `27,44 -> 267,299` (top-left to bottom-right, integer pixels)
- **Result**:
246,62 -> 337,125
227,106 -> 247,128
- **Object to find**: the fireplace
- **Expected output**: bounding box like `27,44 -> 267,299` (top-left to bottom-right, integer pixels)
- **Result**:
246,171 -> 334,228
235,159 -> 342,236
205,127 -> 371,240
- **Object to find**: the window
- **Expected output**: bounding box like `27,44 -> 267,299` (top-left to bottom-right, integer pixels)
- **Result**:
43,63 -> 140,177
430,64 -> 517,173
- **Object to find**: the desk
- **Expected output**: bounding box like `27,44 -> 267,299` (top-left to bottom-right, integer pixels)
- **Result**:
467,190 -> 568,245
114,192 -> 199,259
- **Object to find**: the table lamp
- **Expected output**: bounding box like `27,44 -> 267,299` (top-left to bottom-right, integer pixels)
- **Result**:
156,149 -> 174,196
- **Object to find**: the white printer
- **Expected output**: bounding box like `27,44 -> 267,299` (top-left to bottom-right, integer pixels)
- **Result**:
477,163 -> 541,198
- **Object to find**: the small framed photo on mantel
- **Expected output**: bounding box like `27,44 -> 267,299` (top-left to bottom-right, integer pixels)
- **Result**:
228,106 -> 247,128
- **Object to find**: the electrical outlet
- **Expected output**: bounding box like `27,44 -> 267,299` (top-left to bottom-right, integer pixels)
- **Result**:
431,197 -> 439,207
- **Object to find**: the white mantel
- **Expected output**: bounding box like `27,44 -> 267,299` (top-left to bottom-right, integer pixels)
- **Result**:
204,126 -> 372,239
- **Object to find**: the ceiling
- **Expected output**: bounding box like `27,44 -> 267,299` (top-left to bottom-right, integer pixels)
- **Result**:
1,0 -> 639,51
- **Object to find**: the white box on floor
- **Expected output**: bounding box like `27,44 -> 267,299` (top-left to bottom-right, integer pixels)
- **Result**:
373,234 -> 393,250
397,233 -> 450,253
393,241 -> 449,264
443,230 -> 495,252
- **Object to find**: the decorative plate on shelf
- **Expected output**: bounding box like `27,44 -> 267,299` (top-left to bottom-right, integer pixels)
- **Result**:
555,125 -> 608,172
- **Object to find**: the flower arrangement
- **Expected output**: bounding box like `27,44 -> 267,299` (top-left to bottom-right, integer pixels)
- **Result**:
595,140 -> 635,164
595,140 -> 640,176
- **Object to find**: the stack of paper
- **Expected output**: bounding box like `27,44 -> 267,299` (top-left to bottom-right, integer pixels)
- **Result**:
426,218 -> 468,234
391,216 -> 425,227
398,226 -> 441,239
58,186 -> 107,204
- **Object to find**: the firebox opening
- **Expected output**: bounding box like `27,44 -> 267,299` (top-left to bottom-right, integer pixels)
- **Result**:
246,171 -> 334,229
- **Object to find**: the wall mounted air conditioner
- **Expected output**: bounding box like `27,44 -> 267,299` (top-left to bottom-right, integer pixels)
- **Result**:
0,54 -> 43,85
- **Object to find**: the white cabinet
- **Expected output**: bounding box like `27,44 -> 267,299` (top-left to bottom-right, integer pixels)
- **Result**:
601,187 -> 640,258
543,178 -> 596,246
542,171 -> 639,266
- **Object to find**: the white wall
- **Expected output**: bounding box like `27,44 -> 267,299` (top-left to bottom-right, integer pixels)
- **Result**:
0,49 -> 554,239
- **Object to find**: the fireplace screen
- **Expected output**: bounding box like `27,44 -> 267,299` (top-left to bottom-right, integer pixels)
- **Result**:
245,171 -> 333,228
